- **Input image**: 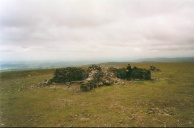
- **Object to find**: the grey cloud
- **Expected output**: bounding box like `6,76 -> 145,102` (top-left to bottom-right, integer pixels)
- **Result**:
0,0 -> 194,61
144,45 -> 194,51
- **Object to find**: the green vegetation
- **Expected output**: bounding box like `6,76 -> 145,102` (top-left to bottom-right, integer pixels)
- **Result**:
0,62 -> 194,127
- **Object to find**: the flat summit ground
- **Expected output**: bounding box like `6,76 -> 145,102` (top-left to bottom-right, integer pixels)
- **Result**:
0,62 -> 194,127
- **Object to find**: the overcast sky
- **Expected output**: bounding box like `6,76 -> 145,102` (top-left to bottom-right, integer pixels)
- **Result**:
0,0 -> 194,62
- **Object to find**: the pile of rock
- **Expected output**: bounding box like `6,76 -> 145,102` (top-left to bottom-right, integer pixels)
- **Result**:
149,66 -> 161,72
80,65 -> 117,91
108,67 -> 127,79
108,66 -> 151,80
80,65 -> 104,91
131,66 -> 151,80
46,64 -> 152,91
50,67 -> 88,83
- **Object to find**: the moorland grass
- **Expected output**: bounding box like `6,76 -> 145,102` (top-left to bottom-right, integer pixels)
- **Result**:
0,62 -> 194,127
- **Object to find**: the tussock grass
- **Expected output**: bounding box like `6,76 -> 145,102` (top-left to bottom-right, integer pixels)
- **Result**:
0,62 -> 194,127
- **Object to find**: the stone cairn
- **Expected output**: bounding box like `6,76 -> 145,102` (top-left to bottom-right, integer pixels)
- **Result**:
47,65 -> 151,91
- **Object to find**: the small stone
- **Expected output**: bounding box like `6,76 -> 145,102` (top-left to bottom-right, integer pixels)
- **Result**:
118,120 -> 123,123
80,117 -> 90,122
103,80 -> 111,86
98,82 -> 104,86
66,82 -> 71,85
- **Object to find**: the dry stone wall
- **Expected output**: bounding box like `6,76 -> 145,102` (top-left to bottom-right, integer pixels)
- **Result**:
131,66 -> 151,80
109,66 -> 151,80
50,67 -> 88,83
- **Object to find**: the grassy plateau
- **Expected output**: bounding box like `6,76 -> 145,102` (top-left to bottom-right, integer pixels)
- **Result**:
0,62 -> 194,127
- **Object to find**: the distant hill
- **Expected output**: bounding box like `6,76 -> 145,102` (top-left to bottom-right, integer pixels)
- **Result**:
136,57 -> 194,62
97,62 -> 131,66
0,61 -> 94,72
98,57 -> 194,66
1,57 -> 194,72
